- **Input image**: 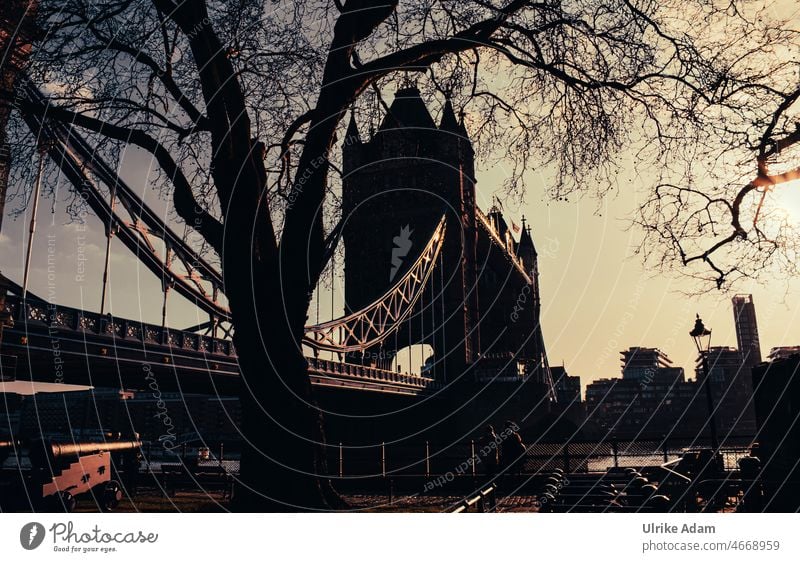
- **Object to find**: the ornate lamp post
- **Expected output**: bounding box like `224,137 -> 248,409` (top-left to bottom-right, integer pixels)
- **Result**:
690,314 -> 719,450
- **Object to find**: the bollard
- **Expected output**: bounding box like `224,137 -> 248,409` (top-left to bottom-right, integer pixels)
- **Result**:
425,441 -> 430,478
611,440 -> 619,468
488,486 -> 497,511
381,442 -> 386,478
339,442 -> 343,477
471,440 -> 476,477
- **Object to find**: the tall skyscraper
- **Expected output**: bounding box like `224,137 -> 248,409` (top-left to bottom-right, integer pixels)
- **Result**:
732,294 -> 762,366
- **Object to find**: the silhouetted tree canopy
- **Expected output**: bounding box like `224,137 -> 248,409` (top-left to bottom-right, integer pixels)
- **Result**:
9,1 -> 798,288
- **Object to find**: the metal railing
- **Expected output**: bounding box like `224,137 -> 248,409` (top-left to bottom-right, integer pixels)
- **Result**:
524,439 -> 753,473
323,436 -> 756,478
127,436 -> 755,482
309,357 -> 435,390
4,295 -> 236,356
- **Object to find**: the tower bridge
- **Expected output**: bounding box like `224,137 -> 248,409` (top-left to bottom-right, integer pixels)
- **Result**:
340,86 -> 553,395
0,75 -> 556,441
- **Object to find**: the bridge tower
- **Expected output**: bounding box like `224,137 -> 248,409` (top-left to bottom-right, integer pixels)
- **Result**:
342,86 -> 553,395
342,87 -> 479,377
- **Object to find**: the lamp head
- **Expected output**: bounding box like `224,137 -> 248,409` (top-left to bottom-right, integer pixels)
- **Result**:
690,313 -> 712,352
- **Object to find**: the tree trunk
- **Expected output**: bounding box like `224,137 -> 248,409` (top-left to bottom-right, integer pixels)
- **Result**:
222,186 -> 343,512
231,325 -> 335,511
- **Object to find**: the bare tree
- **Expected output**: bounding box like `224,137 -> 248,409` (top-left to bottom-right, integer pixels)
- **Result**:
637,80 -> 800,289
4,0 -> 797,510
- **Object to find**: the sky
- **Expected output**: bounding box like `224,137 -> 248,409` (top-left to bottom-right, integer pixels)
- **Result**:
477,165 -> 800,391
2,1 -> 799,395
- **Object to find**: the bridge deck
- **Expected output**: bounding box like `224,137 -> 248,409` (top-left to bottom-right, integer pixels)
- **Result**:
0,296 -> 436,396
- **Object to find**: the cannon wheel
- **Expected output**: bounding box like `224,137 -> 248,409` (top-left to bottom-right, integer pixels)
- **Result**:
101,480 -> 123,512
46,491 -> 76,513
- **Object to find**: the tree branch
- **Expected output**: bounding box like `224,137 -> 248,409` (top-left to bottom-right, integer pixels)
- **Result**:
355,0 -> 531,86
84,21 -> 210,129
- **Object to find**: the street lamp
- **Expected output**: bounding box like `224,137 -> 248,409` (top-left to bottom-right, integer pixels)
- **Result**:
690,314 -> 719,451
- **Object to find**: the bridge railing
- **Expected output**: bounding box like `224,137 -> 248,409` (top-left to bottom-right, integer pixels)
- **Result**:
3,295 -> 439,390
308,357 -> 436,389
4,295 -> 236,357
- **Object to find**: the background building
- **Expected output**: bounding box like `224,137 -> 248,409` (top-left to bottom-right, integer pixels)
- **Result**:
552,365 -> 581,404
620,347 -> 673,381
584,349 -> 706,439
698,346 -> 742,385
2,387 -> 242,450
551,364 -> 586,427
732,294 -> 762,366
564,295 -> 766,441
696,346 -> 755,436
767,346 -> 800,361
690,294 -> 762,437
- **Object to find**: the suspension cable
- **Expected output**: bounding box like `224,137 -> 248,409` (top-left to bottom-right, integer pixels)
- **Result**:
99,178 -> 118,316
440,250 -> 447,383
22,149 -> 45,299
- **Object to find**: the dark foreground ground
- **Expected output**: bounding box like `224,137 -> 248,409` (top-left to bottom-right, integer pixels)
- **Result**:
66,487 -> 542,513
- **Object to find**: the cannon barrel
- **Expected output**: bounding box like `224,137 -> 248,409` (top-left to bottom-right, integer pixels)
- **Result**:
0,439 -> 21,464
48,440 -> 142,458
28,438 -> 142,467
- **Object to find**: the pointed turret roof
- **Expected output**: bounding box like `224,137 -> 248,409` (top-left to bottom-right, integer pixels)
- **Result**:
457,111 -> 470,140
458,111 -> 472,150
345,111 -> 361,144
439,98 -> 460,132
378,87 -> 436,132
518,216 -> 537,256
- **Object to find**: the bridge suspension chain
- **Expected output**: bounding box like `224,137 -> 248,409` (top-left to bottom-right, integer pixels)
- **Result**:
18,76 -> 231,323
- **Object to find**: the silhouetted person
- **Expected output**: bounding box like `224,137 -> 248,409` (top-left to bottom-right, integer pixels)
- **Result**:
501,420 -> 526,475
478,425 -> 500,478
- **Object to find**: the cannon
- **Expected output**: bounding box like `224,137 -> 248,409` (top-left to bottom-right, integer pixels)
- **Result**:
1,379 -> 143,512
27,436 -> 141,512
